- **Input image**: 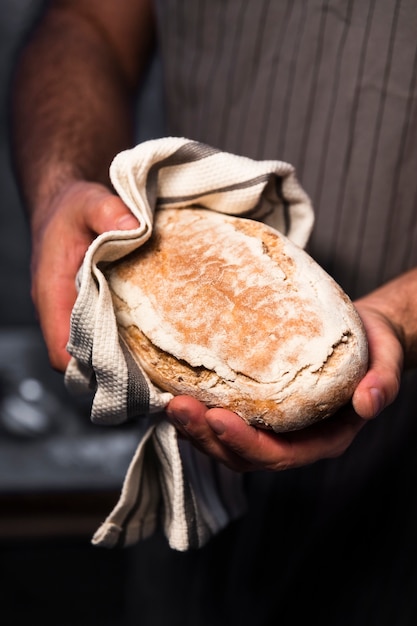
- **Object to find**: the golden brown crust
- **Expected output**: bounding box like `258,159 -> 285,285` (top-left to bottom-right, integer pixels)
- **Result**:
119,324 -> 364,431
106,208 -> 368,432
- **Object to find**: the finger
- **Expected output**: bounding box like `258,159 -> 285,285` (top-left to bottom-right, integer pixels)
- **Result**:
352,305 -> 403,419
204,406 -> 366,471
168,396 -> 367,472
32,183 -> 140,371
166,395 -> 235,459
77,186 -> 140,234
37,281 -> 76,372
166,396 -> 256,470
33,249 -> 78,371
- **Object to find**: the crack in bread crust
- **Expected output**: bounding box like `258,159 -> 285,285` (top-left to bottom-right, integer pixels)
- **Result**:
119,325 -> 363,432
107,209 -> 369,432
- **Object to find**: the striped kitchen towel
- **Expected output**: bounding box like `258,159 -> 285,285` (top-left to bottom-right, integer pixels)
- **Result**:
64,137 -> 314,551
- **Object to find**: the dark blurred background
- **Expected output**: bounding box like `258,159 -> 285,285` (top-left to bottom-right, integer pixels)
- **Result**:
0,3 -> 164,624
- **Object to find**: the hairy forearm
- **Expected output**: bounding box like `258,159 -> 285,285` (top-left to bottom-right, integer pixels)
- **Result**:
356,267 -> 417,369
11,2 -> 155,224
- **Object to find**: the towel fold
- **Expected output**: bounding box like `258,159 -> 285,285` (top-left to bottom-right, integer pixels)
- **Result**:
64,137 -> 314,551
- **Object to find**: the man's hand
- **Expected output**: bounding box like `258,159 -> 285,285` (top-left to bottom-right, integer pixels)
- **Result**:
166,296 -> 406,472
33,176 -> 411,473
350,301 -> 403,419
30,181 -> 139,371
167,397 -> 367,472
11,0 -> 154,373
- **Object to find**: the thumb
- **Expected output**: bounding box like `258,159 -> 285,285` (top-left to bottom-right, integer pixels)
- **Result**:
71,182 -> 141,234
351,304 -> 403,419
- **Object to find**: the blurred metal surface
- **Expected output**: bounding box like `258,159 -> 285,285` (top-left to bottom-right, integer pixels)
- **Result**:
0,326 -> 139,492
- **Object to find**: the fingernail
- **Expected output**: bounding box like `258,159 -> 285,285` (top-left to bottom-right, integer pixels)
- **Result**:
206,416 -> 226,435
116,214 -> 140,230
370,388 -> 384,417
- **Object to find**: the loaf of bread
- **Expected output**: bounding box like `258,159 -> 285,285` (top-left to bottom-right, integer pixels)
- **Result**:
105,208 -> 368,432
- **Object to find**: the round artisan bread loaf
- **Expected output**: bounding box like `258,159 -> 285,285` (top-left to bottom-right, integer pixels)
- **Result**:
105,208 -> 368,432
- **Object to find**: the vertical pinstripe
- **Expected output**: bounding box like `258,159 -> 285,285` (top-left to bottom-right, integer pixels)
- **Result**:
350,0 -> 402,288
216,1 -> 249,143
234,0 -> 274,156
277,3 -> 309,157
312,0 -> 354,220
296,0 -> 330,182
327,0 -> 378,280
130,3 -> 417,622
380,31 -> 417,279
255,0 -> 293,159
155,0 -> 417,299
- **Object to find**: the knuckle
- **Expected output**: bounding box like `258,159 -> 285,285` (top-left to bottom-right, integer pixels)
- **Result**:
327,432 -> 354,459
267,448 -> 296,472
268,460 -> 292,471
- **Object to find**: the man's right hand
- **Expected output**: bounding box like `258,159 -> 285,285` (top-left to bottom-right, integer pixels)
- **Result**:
30,181 -> 140,371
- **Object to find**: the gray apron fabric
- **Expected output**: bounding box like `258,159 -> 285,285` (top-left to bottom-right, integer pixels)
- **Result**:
155,0 -> 417,297
125,2 -> 417,625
